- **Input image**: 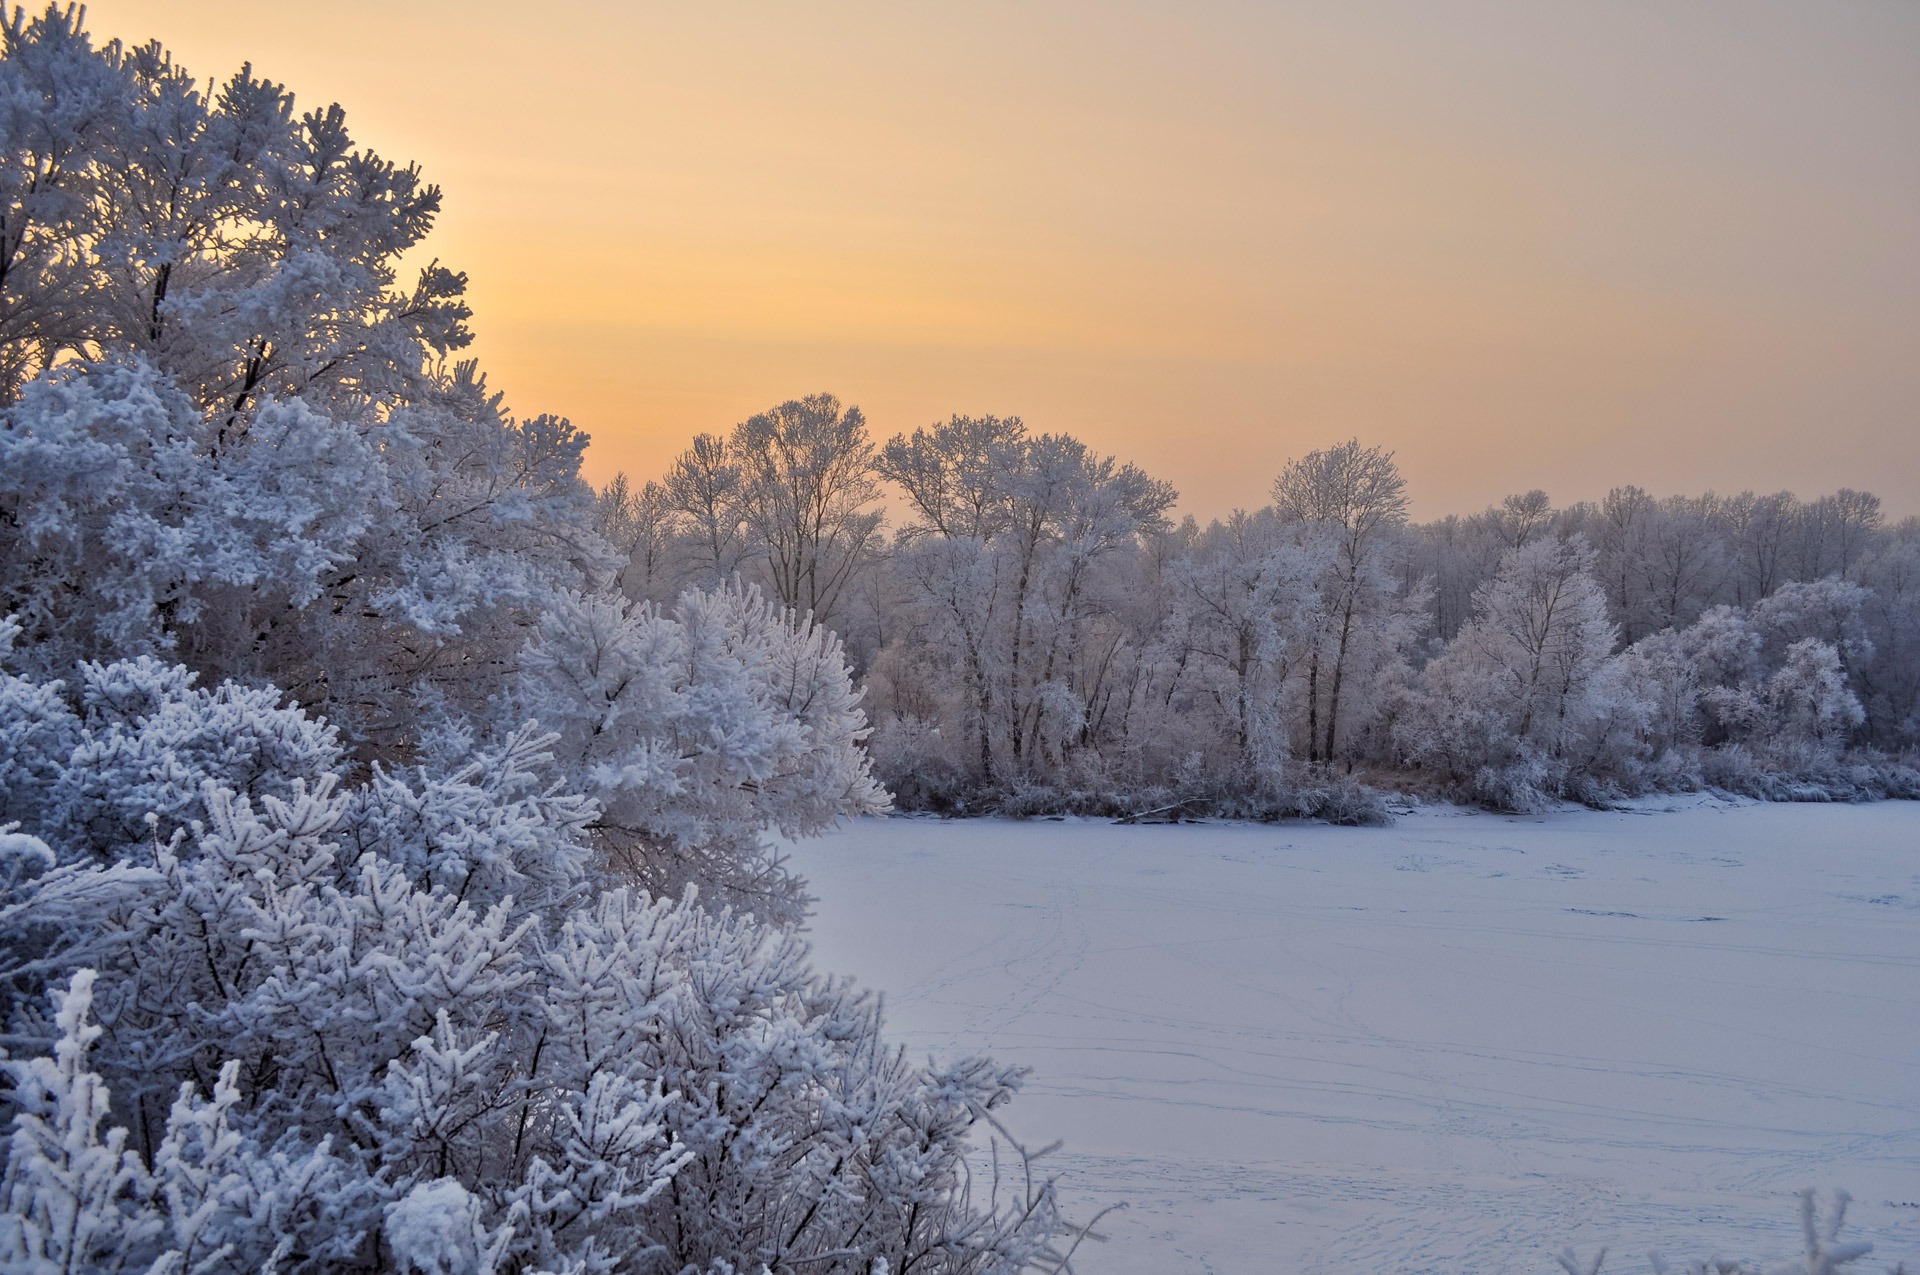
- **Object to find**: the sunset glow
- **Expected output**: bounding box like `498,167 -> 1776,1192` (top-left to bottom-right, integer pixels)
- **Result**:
87,0 -> 1920,517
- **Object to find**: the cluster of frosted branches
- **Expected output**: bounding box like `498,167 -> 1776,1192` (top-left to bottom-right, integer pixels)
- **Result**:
1557,1190 -> 1907,1275
0,645 -> 1062,1272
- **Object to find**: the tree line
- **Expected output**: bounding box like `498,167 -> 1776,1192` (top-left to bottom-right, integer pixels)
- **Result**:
601,406 -> 1920,818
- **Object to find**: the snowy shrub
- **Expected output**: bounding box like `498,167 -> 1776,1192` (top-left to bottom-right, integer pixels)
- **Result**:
0,653 -> 1065,1273
1558,1189 -> 1907,1275
1765,639 -> 1865,756
340,722 -> 596,908
1286,774 -> 1394,827
519,580 -> 889,924
0,968 -> 366,1274
866,712 -> 974,813
1395,537 -> 1652,809
1695,742 -> 1920,804
46,656 -> 346,859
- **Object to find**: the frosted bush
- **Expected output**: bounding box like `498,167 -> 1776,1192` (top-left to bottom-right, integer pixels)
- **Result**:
519,580 -> 888,924
1559,1190 -> 1907,1275
0,652 -> 1064,1273
1394,537 -> 1654,809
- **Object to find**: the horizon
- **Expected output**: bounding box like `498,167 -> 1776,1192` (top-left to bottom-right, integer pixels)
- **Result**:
84,0 -> 1920,521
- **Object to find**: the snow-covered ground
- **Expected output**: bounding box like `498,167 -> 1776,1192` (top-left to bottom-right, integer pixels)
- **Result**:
785,799 -> 1920,1273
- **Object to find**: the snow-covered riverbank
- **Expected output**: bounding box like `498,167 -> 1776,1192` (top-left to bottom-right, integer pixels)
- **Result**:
787,800 -> 1920,1273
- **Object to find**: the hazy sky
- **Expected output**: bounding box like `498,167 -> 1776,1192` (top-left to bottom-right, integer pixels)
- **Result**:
88,1 -> 1920,519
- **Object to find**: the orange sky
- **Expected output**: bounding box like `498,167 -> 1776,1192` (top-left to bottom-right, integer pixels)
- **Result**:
85,1 -> 1920,520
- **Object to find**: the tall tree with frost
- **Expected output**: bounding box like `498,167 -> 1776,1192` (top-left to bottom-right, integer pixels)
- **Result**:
660,431 -> 751,590
1721,489 -> 1801,605
731,393 -> 884,628
1271,439 -> 1413,764
1163,508 -> 1324,774
873,415 -> 1027,784
870,416 -> 1173,793
1453,536 -> 1619,751
878,413 -> 1026,542
0,5 -> 603,755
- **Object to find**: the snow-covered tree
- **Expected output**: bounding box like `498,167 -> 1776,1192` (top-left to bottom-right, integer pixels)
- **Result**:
1795,488 -> 1883,581
1750,578 -> 1872,675
519,581 -> 888,924
866,415 -> 1175,804
0,6 -> 605,757
1396,536 -> 1646,808
0,1 -> 466,416
1271,439 -> 1421,766
733,394 -> 884,624
1720,488 -> 1801,605
1160,509 -> 1325,779
659,431 -> 752,592
1765,638 -> 1864,758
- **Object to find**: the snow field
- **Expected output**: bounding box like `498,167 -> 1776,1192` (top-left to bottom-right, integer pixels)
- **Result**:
787,800 -> 1920,1273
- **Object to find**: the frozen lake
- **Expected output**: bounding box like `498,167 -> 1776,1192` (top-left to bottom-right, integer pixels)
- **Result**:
786,800 -> 1920,1273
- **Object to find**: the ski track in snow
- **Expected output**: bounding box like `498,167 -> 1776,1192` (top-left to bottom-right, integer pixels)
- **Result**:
784,800 -> 1920,1273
